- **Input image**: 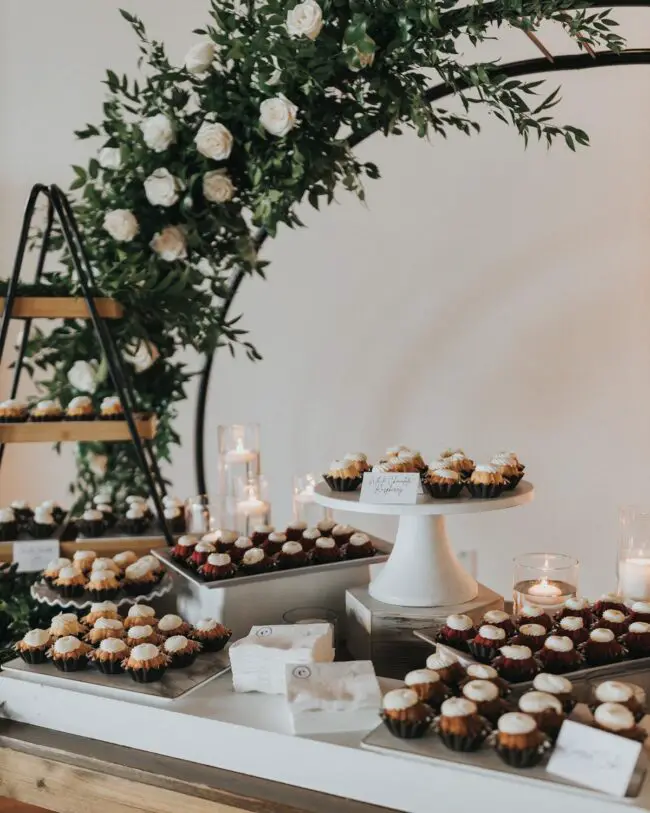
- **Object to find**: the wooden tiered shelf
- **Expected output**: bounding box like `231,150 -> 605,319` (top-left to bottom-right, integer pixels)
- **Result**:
0,296 -> 123,320
0,415 -> 157,443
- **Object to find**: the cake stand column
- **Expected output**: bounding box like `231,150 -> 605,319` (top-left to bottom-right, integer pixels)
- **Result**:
368,514 -> 478,608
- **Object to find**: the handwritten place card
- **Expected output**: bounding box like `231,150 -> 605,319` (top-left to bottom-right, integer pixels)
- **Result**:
360,473 -> 420,504
546,720 -> 642,797
13,539 -> 59,574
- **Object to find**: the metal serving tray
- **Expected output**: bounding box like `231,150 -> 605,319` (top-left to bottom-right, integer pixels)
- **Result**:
153,532 -> 390,590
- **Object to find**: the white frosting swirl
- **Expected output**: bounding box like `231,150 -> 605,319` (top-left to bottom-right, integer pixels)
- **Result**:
51,612 -> 77,626
477,624 -> 506,641
206,553 -> 232,567
564,597 -> 590,611
600,592 -> 623,603
253,524 -> 274,534
92,558 -> 119,572
316,519 -> 336,532
382,688 -> 419,711
93,493 -> 112,506
126,496 -> 145,506
34,506 -> 54,525
67,395 -> 92,410
474,464 -> 497,474
94,618 -> 123,631
82,508 -> 103,521
533,673 -> 573,695
124,561 -> 152,580
57,566 -> 82,581
520,604 -> 545,618
590,628 -> 615,643
128,625 -> 154,640
594,702 -> 635,731
462,680 -> 499,703
446,613 -> 474,632
88,569 -> 116,585
130,643 -> 159,661
90,601 -> 118,614
242,548 -> 265,565
440,697 -> 477,718
483,610 -> 509,624
629,621 -> 650,634
23,629 -> 50,647
631,601 -> 650,614
128,604 -> 155,619
404,669 -> 440,686
595,681 -> 633,703
113,551 -> 137,567
164,506 -> 181,520
164,635 -> 189,654
195,618 -> 218,632
349,532 -> 370,546
519,623 -> 547,637
544,635 -> 574,652
194,541 -> 216,554
344,452 -> 367,463
126,504 -> 147,520
99,638 -> 127,653
235,536 -> 253,549
559,616 -> 584,631
466,664 -> 498,680
281,541 -> 303,555
426,651 -> 459,670
73,550 -> 96,563
315,538 -> 335,549
267,532 -> 287,543
499,645 -> 532,661
519,691 -> 562,714
10,499 -> 29,510
333,524 -> 354,535
53,636 -> 82,655
45,557 -> 71,572
158,614 -> 184,632
602,609 -> 626,623
288,520 -> 308,531
176,536 -> 196,549
0,508 -> 16,523
497,712 -> 537,735
431,468 -> 460,481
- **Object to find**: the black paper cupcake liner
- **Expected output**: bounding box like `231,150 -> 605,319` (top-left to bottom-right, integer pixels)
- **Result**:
421,478 -> 465,499
123,580 -> 156,596
195,632 -> 231,652
322,474 -> 363,492
168,651 -> 198,669
494,738 -> 550,769
53,655 -> 89,672
64,413 -> 96,421
466,482 -> 506,499
199,568 -> 237,582
77,519 -> 105,538
99,413 -> 125,421
582,650 -> 627,668
29,414 -> 64,422
127,665 -> 166,683
120,517 -> 148,536
87,586 -> 120,601
18,647 -> 49,665
27,521 -> 57,539
536,654 -> 584,674
380,712 -> 433,739
52,508 -> 66,524
0,522 -> 18,541
55,583 -> 85,598
101,512 -> 117,529
239,563 -> 276,576
13,509 -> 33,526
435,717 -> 491,752
504,472 -> 524,490
436,632 -> 471,653
467,641 -> 500,664
0,415 -> 28,423
95,658 -> 125,675
167,516 -> 186,534
344,546 -> 377,561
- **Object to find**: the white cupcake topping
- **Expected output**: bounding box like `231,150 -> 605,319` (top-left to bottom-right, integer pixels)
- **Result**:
67,395 -> 91,409
478,624 -> 506,641
124,560 -> 152,580
34,506 -> 54,525
57,566 -> 82,581
316,519 -> 336,532
462,680 -> 499,703
382,688 -> 419,711
333,524 -> 354,535
600,592 -> 623,603
602,609 -> 626,623
217,530 -> 239,545
404,669 -> 440,686
484,610 -> 509,624
594,702 -> 635,731
281,541 -> 303,555
595,681 -> 633,703
497,712 -> 537,735
0,508 -> 16,523
629,621 -> 650,634
253,524 -> 274,534
631,601 -> 650,614
446,613 -> 474,631
45,557 -> 71,572
99,638 -> 128,653
113,551 -> 137,567
92,557 -> 118,572
499,645 -> 532,661
53,636 -> 82,655
315,537 -> 335,549
194,541 -> 216,554
93,493 -> 112,506
52,612 -> 78,626
544,635 -> 574,652
94,618 -> 123,631
195,618 -> 218,632
88,569 -> 115,585
158,614 -> 184,632
590,628 -> 615,643
519,623 -> 547,637
474,464 -> 497,474
163,506 -> 181,520
73,550 -> 96,563
242,548 -> 265,565
559,616 -> 584,631
23,629 -> 50,647
176,536 -> 196,549
128,625 -> 154,640
130,643 -> 159,661
267,532 -> 287,543
344,452 -> 367,463
349,532 -> 370,546
164,635 -> 189,654
431,467 -> 460,481
520,604 -> 545,618
206,553 -> 232,567
426,650 -> 459,670
519,691 -> 562,715
126,504 -> 147,520
163,496 -> 183,509
440,697 -> 477,718
288,520 -> 308,531
127,604 -> 156,619
466,664 -> 498,680
10,499 -> 29,510
564,597 -> 590,611
234,536 -> 253,549
533,673 -> 573,695
82,509 -> 103,521
126,495 -> 145,506
90,601 -> 118,613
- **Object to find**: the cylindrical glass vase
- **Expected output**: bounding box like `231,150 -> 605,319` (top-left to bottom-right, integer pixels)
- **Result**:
218,423 -> 261,496
512,553 -> 579,615
618,506 -> 650,601
234,475 -> 271,537
292,473 -> 331,527
184,495 -> 237,536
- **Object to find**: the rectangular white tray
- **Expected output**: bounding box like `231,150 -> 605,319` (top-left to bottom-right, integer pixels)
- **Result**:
3,649 -> 230,701
154,532 -> 391,590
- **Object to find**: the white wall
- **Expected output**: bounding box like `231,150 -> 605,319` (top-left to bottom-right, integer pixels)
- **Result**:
1,1 -> 649,598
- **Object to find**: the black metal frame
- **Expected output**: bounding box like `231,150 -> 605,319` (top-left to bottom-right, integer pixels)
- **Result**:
0,184 -> 174,546
194,40 -> 650,495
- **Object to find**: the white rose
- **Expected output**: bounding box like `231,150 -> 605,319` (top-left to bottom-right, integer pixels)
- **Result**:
98,147 -> 121,170
140,113 -> 175,152
143,168 -> 183,207
203,170 -> 236,203
67,360 -> 97,394
194,120 -> 234,161
185,41 -> 215,75
88,453 -> 108,477
150,226 -> 187,262
103,209 -> 139,242
259,94 -> 298,137
125,340 -> 160,373
286,0 -> 323,39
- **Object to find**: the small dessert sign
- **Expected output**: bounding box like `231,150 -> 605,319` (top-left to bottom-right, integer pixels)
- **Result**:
13,539 -> 59,574
360,473 -> 420,504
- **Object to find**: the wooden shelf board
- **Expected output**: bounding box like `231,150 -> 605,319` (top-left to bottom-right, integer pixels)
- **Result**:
0,296 -> 123,320
0,536 -> 167,563
0,416 -> 157,443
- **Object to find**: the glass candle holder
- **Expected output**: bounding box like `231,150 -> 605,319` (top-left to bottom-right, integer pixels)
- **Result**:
618,506 -> 650,601
234,475 -> 271,536
282,606 -> 338,645
292,472 -> 331,526
513,553 -> 578,615
218,423 -> 261,496
184,495 -> 237,536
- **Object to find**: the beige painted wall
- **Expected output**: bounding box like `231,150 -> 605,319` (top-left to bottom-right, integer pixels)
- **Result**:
1,1 -> 649,597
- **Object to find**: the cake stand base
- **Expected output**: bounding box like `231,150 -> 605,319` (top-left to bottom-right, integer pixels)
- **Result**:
346,584 -> 504,679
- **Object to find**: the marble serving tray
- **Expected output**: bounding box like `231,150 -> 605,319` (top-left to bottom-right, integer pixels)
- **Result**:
3,647 -> 230,700
362,704 -> 648,801
153,532 -> 391,591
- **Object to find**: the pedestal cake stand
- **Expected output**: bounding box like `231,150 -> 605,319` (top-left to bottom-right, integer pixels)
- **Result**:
313,480 -> 534,608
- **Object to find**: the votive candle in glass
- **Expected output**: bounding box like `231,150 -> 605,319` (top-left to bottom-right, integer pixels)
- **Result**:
513,553 -> 578,615
618,506 -> 650,601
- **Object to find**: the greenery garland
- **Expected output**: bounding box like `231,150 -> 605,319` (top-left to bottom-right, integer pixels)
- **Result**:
20,0 -> 621,503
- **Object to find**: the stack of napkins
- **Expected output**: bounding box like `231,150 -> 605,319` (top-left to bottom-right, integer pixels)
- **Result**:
285,660 -> 381,734
229,624 -> 335,694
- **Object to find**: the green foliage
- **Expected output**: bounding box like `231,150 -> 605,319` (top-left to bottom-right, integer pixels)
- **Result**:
0,564 -> 57,664
20,0 -> 621,502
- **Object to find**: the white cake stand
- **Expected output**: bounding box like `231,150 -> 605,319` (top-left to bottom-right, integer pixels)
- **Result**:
313,481 -> 534,608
